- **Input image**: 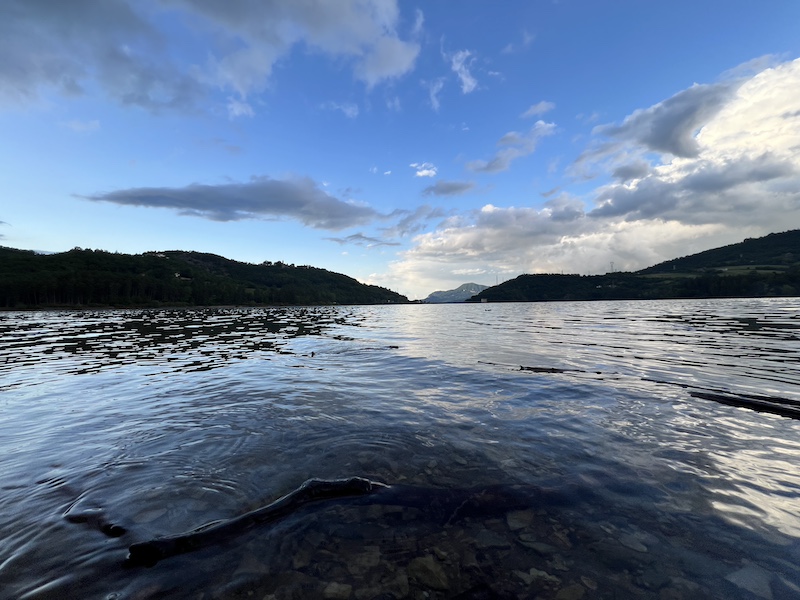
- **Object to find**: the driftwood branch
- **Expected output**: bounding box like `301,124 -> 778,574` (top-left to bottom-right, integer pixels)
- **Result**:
125,477 -> 387,567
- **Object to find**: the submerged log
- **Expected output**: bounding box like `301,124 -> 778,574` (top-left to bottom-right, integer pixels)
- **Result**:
126,477 -> 387,567
125,477 -> 585,568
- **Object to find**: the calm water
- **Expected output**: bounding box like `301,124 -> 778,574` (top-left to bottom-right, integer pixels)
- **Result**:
1,299 -> 800,599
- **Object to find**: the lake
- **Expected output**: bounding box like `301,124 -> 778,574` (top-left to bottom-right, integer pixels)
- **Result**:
1,298 -> 799,599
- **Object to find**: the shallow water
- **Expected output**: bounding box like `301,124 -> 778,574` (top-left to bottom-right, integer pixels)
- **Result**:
1,299 -> 800,599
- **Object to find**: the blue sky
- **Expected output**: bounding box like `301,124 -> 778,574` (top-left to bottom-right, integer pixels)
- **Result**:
2,1 -> 800,299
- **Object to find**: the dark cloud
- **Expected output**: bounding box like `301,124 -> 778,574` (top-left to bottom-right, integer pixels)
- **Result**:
612,160 -> 651,181
590,154 -> 798,223
1,0 -> 418,112
421,180 -> 475,196
324,233 -> 400,247
682,154 -> 795,193
596,81 -> 741,157
383,205 -> 447,237
544,197 -> 586,222
0,0 -> 204,111
80,176 -> 379,230
540,187 -> 560,198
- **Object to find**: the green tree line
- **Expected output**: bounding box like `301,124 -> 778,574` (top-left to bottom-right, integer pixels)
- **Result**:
0,247 -> 408,309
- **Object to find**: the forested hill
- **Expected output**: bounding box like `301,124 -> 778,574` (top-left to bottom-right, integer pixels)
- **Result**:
0,247 -> 408,308
470,230 -> 800,303
640,230 -> 800,274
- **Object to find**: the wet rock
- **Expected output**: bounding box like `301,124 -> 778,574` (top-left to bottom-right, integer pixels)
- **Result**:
347,545 -> 381,575
513,567 -> 560,586
658,588 -> 684,600
590,540 -> 651,570
548,554 -> 569,572
408,555 -> 449,590
517,535 -> 558,556
506,509 -> 534,530
637,567 -> 670,590
292,543 -> 315,569
555,583 -> 585,600
460,548 -> 479,568
324,582 -> 353,599
233,553 -> 270,576
725,564 -> 774,600
475,529 -> 510,549
263,571 -> 323,600
384,570 -> 410,598
618,533 -> 648,553
580,577 -> 597,591
549,527 -> 572,549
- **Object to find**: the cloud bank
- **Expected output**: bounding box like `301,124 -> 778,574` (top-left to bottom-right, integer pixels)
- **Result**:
1,0 -> 420,112
380,57 -> 800,297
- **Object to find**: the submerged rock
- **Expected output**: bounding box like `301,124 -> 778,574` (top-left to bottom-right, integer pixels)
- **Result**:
408,555 -> 449,590
323,581 -> 353,599
506,509 -> 535,530
555,583 -> 585,600
474,529 -> 510,549
725,564 -> 774,600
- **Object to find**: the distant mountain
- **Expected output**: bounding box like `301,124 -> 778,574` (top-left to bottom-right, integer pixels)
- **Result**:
424,283 -> 489,303
469,230 -> 800,303
0,247 -> 408,308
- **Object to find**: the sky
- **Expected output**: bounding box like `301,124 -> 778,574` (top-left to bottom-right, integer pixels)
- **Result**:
2,1 -> 800,300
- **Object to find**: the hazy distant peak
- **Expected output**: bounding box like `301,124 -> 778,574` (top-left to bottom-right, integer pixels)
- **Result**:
424,282 -> 488,303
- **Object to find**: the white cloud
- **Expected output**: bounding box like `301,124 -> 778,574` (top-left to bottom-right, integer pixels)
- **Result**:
450,50 -> 477,94
411,9 -> 425,37
468,120 -> 556,173
426,78 -> 445,111
521,101 -> 555,118
61,119 -> 100,133
227,97 -> 254,118
501,30 -> 535,55
410,162 -> 438,178
588,58 -> 800,226
323,101 -> 359,119
356,35 -> 420,89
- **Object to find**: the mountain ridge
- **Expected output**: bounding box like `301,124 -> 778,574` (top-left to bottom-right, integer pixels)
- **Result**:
424,282 -> 489,303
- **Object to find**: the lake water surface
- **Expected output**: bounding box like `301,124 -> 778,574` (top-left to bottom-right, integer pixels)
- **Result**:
2,299 -> 800,599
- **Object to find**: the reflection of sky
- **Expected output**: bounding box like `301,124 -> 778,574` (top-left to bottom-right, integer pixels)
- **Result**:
387,298 -> 800,401
2,299 -> 799,551
387,298 -> 800,538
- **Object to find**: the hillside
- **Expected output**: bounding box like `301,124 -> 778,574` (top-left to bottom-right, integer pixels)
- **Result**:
640,230 -> 800,275
0,247 -> 408,308
470,230 -> 800,303
424,283 -> 488,303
